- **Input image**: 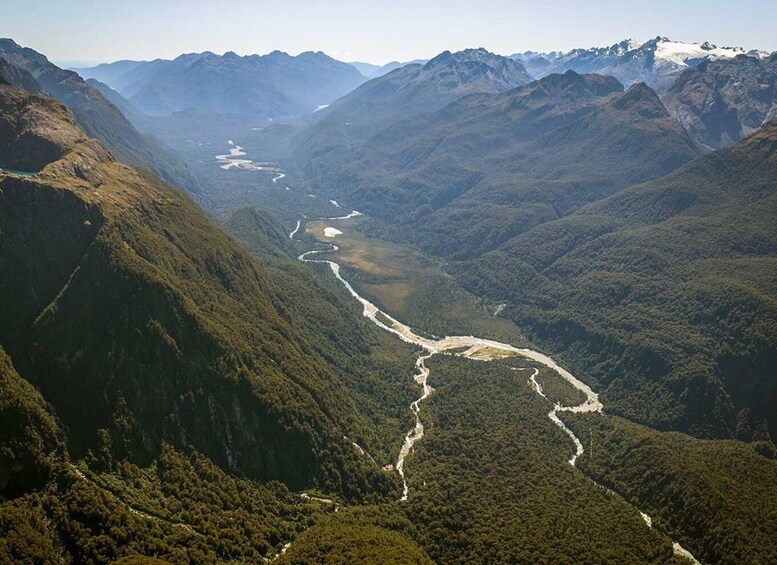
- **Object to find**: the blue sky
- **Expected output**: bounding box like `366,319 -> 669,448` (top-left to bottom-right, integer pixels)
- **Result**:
2,0 -> 775,66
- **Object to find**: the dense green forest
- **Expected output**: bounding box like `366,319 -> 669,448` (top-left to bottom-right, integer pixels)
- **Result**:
277,505 -> 434,564
0,131 -> 421,501
0,80 -> 417,561
567,414 -> 777,564
403,356 -> 678,564
1,446 -> 328,563
0,347 -> 62,496
2,36 -> 776,563
454,124 -> 777,442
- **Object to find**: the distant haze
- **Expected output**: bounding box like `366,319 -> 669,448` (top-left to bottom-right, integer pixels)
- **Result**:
1,0 -> 775,66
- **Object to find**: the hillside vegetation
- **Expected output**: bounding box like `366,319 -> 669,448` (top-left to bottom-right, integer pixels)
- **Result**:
456,124 -> 777,440
568,413 -> 777,564
0,82 -> 416,502
296,72 -> 702,260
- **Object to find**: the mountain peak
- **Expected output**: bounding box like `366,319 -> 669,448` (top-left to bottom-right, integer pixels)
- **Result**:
426,48 -> 505,67
613,82 -> 668,118
0,82 -> 88,171
421,48 -> 532,86
0,38 -> 50,66
0,38 -> 22,50
540,70 -> 624,97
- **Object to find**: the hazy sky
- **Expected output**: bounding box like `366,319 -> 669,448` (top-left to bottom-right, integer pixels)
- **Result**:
2,0 -> 775,66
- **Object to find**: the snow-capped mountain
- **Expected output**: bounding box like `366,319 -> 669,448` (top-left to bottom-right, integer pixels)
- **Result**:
652,38 -> 767,65
511,37 -> 770,90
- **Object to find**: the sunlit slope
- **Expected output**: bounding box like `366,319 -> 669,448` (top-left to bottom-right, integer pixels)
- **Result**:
0,82 -> 401,498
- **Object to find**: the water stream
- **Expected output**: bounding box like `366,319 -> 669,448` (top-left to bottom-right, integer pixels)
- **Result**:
291,211 -> 702,562
219,165 -> 704,562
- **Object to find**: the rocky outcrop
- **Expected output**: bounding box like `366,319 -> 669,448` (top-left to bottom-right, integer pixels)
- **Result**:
662,55 -> 777,148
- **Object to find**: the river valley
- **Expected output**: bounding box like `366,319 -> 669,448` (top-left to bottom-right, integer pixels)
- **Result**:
292,205 -> 701,564
212,144 -> 702,563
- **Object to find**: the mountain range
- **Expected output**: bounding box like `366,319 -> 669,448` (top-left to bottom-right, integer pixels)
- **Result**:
1,33 -> 776,564
348,59 -> 429,78
292,48 -> 533,163
513,36 -> 771,91
74,50 -> 366,118
296,71 -> 702,243
290,62 -> 775,443
455,122 -> 777,439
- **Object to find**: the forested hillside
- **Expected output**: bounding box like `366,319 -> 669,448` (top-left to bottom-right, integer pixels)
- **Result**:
454,124 -> 777,440
0,80 -> 425,561
297,71 -> 702,259
567,413 -> 777,564
2,22 -> 776,563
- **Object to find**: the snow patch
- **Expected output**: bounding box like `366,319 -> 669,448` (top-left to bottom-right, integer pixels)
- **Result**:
654,39 -> 746,66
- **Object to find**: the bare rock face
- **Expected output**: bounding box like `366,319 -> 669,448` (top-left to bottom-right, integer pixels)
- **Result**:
662,55 -> 777,148
0,57 -> 44,95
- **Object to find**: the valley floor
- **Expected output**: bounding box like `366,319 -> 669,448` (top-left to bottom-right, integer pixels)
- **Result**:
289,206 -> 703,563
171,134 -> 775,563
28,132 -> 767,564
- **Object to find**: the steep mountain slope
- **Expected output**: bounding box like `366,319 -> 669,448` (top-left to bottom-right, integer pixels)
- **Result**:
0,39 -> 202,197
569,413 -> 777,564
71,59 -> 146,85
455,124 -> 777,440
0,57 -> 43,95
299,72 -> 701,259
0,82 -> 408,501
85,77 -> 146,124
78,50 -> 366,118
662,53 -> 777,148
0,79 -> 85,170
0,347 -> 63,496
294,48 -> 532,160
348,58 -> 429,78
514,37 -> 770,91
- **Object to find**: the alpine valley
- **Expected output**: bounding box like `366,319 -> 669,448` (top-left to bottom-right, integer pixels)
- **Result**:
0,26 -> 775,565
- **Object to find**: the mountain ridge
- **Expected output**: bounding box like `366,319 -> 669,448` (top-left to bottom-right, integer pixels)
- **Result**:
512,36 -> 772,91
75,48 -> 366,118
0,81 -> 408,500
291,48 -> 533,165
455,123 -> 777,439
295,71 -> 701,259
0,38 -> 203,196
661,53 -> 777,148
